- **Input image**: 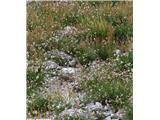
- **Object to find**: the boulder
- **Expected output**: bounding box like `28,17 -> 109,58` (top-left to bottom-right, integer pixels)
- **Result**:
61,67 -> 81,78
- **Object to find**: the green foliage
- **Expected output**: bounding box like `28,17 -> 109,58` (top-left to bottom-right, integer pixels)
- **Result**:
52,98 -> 66,115
117,51 -> 133,71
27,66 -> 45,97
114,23 -> 132,43
108,14 -> 128,27
124,103 -> 133,120
96,46 -> 109,60
80,77 -> 132,109
27,95 -> 51,116
75,48 -> 97,65
61,13 -> 84,27
83,18 -> 109,40
56,37 -> 78,55
79,58 -> 133,113
96,44 -> 114,60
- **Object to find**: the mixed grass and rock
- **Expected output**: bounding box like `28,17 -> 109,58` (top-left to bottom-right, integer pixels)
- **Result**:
27,1 -> 133,120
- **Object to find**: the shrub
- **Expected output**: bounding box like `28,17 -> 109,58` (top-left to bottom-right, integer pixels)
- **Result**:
75,48 -> 97,65
96,43 -> 114,60
96,46 -> 109,60
56,36 -> 79,55
84,18 -> 109,40
108,13 -> 128,27
27,95 -> 52,117
34,97 -> 50,112
114,23 -> 132,43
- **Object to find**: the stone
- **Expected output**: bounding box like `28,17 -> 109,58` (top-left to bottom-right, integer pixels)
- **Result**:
103,111 -> 112,117
46,50 -> 76,67
69,58 -> 76,67
61,108 -> 84,118
111,113 -> 119,119
114,49 -> 121,56
61,67 -> 80,78
116,109 -> 126,120
104,116 -> 112,120
58,51 -> 76,67
85,102 -> 103,111
61,26 -> 77,36
85,103 -> 94,111
95,102 -> 103,109
43,60 -> 60,70
58,100 -> 119,120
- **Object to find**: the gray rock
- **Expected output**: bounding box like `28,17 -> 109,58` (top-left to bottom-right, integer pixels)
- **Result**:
61,67 -> 80,78
104,105 -> 111,111
116,109 -> 126,120
85,103 -> 94,111
103,111 -> 112,117
53,26 -> 78,42
45,76 -> 61,93
61,108 -> 84,118
43,60 -> 60,70
69,58 -> 76,67
95,102 -> 103,110
58,51 -> 76,67
46,50 -> 76,67
58,100 -> 122,120
85,102 -> 103,111
60,26 -> 77,36
111,113 -> 119,119
104,116 -> 112,120
114,49 -> 121,56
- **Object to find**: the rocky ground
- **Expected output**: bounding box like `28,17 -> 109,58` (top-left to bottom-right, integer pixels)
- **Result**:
42,54 -> 123,120
27,26 -> 132,120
